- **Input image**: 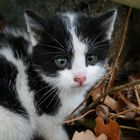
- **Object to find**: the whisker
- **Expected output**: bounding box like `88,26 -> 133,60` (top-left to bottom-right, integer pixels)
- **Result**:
89,40 -> 107,48
88,44 -> 108,52
53,88 -> 63,109
92,29 -> 107,45
43,29 -> 65,50
54,95 -> 60,109
39,43 -> 65,52
90,24 -> 111,48
34,85 -> 49,95
37,87 -> 57,104
44,91 -> 58,109
32,52 -> 63,57
38,88 -> 58,106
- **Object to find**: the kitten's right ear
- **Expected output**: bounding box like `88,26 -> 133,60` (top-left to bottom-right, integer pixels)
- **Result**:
24,10 -> 45,46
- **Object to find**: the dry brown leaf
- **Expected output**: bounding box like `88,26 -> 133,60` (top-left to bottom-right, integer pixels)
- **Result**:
91,83 -> 119,111
91,83 -> 104,100
94,117 -> 121,140
105,95 -> 119,111
72,130 -> 107,140
96,105 -> 109,120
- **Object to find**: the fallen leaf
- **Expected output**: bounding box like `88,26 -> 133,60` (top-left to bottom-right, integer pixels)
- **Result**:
91,83 -> 119,111
72,129 -> 107,140
94,117 -> 121,140
96,105 -> 109,120
124,103 -> 137,119
104,95 -> 119,111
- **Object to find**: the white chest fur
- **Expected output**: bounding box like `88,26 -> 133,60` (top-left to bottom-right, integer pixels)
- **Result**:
38,88 -> 87,140
58,89 -> 86,120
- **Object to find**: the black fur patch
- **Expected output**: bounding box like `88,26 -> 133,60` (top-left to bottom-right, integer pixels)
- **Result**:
0,31 -> 30,64
31,15 -> 74,76
0,56 -> 29,118
27,65 -> 61,115
75,15 -> 110,63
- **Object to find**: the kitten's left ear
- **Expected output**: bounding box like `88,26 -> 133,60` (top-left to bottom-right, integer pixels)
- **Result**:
24,10 -> 45,46
97,9 -> 117,40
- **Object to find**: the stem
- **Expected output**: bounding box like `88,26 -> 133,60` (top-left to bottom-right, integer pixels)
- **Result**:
120,125 -> 140,132
134,86 -> 140,107
63,109 -> 95,124
107,7 -> 132,89
109,108 -> 140,119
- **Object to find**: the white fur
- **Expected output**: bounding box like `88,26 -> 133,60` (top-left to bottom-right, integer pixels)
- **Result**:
37,87 -> 86,140
69,15 -> 87,76
24,13 -> 42,46
0,48 -> 37,140
38,14 -> 106,140
0,106 -> 33,140
1,27 -> 33,54
104,10 -> 117,40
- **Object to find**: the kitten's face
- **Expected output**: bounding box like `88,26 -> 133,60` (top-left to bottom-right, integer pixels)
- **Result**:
25,10 -> 116,91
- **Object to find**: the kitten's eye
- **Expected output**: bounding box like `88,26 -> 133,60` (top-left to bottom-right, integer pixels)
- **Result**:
86,54 -> 97,65
55,57 -> 68,69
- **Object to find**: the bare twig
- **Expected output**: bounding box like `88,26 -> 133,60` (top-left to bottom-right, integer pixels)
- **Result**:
63,109 -> 95,124
109,108 -> 140,119
120,125 -> 140,132
107,7 -> 132,89
134,86 -> 140,107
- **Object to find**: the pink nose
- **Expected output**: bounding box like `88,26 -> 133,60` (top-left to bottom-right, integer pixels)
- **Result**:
74,74 -> 86,86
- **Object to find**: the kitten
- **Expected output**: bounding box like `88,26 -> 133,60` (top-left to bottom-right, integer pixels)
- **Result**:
0,10 -> 116,140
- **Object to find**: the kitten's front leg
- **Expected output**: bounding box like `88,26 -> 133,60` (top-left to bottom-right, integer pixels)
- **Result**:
38,114 -> 69,140
50,125 -> 69,140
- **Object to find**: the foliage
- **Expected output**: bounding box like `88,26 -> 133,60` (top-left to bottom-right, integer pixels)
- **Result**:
116,0 -> 140,9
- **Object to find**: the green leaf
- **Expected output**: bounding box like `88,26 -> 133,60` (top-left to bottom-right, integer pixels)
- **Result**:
115,0 -> 140,9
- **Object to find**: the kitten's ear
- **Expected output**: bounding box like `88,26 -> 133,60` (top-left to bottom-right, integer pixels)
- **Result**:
97,9 -> 117,40
24,10 -> 45,46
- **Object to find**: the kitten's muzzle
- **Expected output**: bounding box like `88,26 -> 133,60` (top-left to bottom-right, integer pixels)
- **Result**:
74,74 -> 86,86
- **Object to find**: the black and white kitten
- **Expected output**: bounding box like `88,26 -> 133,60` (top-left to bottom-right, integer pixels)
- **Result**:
0,10 -> 116,140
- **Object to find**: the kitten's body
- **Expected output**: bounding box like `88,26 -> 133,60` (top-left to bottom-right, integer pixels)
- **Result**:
0,30 -> 36,140
0,10 -> 116,140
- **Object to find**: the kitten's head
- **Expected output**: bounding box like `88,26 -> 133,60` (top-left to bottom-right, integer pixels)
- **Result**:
25,10 -> 117,91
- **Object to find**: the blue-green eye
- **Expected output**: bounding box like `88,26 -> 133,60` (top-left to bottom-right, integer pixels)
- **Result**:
55,57 -> 68,68
86,54 -> 97,65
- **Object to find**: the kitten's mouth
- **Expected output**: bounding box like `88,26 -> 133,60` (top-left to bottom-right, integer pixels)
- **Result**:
72,83 -> 87,88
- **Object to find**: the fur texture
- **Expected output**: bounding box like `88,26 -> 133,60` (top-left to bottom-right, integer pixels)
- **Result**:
0,10 -> 116,140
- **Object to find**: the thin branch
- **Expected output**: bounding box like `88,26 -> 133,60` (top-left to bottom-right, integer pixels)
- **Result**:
63,109 -> 95,124
134,86 -> 140,107
120,125 -> 140,132
107,7 -> 132,89
109,108 -> 140,119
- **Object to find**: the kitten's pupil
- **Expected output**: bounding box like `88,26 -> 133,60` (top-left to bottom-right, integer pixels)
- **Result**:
86,54 -> 97,65
55,57 -> 67,68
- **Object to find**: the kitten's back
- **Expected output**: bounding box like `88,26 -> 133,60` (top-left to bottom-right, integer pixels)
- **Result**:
0,28 -> 36,140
